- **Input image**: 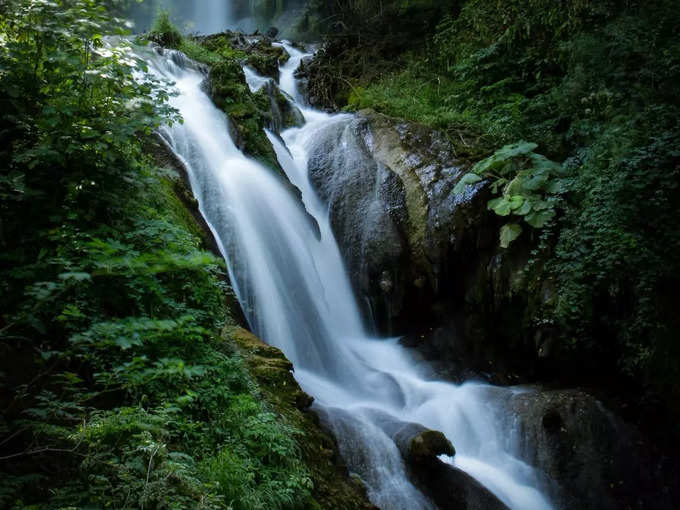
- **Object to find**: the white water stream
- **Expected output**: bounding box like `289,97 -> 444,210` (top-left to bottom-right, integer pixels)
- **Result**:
142,41 -> 555,510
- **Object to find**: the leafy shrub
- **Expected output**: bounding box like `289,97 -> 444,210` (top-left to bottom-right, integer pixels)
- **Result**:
149,9 -> 183,48
0,1 -> 313,507
454,141 -> 567,247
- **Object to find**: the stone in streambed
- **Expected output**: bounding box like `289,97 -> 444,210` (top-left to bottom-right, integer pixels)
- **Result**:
365,411 -> 508,510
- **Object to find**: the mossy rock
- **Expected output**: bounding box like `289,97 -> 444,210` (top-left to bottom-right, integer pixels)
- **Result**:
198,33 -> 247,60
246,41 -> 288,79
227,327 -> 377,510
409,430 -> 456,464
206,60 -> 280,169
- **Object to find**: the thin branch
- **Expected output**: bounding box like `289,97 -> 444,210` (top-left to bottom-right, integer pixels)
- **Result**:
0,434 -> 85,461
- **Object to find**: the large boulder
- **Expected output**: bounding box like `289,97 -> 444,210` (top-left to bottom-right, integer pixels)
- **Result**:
305,110 -> 553,382
503,389 -> 674,510
307,111 -> 486,332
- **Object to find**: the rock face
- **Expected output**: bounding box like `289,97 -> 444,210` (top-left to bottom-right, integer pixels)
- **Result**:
307,111 -> 484,331
305,110 -> 552,382
503,389 -> 674,510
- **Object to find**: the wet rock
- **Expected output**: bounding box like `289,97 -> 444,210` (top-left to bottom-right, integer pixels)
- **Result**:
260,79 -> 304,133
307,116 -> 409,331
420,464 -> 511,510
504,389 -> 674,510
305,109 -> 557,382
305,112 -> 489,335
399,427 -> 455,464
393,427 -> 508,510
266,26 -> 279,38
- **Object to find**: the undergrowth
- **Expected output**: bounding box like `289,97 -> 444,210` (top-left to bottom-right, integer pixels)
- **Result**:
315,0 -> 680,409
0,1 -> 312,507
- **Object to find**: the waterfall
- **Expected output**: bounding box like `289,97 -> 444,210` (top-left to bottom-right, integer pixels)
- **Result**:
192,0 -> 229,35
129,0 -> 257,34
139,42 -> 556,510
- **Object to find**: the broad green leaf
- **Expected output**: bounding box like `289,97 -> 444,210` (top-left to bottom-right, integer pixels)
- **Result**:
516,199 -> 532,215
505,176 -> 523,195
508,195 -> 525,210
525,209 -> 555,228
452,172 -> 482,194
488,197 -> 512,216
495,141 -> 537,158
529,153 -> 562,173
522,169 -> 550,190
500,223 -> 523,248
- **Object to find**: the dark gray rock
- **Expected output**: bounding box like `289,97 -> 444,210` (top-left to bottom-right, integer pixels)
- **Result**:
358,409 -> 508,510
417,463 -> 511,510
503,389 -> 673,510
306,111 -> 487,337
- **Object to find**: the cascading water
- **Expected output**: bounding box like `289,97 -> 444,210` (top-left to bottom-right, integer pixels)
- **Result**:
140,41 -> 556,510
129,0 -> 256,34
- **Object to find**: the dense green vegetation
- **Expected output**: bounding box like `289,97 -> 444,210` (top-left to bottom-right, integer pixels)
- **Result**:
0,1 -> 315,507
148,12 -> 288,170
308,0 -> 680,416
2,0 -> 679,505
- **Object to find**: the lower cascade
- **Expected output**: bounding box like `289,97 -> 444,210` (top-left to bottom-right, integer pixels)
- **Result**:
143,42 -> 555,510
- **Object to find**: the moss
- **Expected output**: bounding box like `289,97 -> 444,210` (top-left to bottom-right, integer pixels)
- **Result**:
198,33 -> 248,60
246,41 -> 288,78
190,37 -> 282,171
228,327 -> 377,510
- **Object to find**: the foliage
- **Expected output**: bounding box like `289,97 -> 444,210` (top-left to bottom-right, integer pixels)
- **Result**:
454,141 -> 567,247
0,1 -> 313,508
314,0 -> 680,408
149,9 -> 183,48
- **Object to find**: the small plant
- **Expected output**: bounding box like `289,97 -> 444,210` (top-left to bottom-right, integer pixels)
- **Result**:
454,141 -> 567,247
150,9 -> 182,48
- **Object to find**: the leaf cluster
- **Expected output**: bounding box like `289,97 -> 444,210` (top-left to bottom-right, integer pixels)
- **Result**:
454,141 -> 567,247
0,2 -> 314,508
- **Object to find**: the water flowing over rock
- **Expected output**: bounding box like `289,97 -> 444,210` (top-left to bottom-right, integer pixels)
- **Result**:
304,107 -> 563,385
305,110 -> 488,335
140,40 -> 557,510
